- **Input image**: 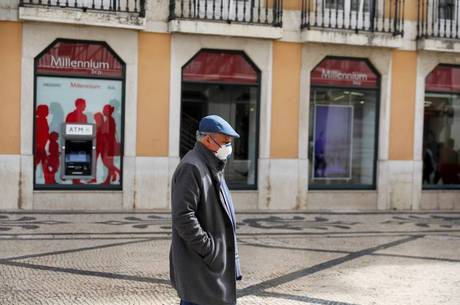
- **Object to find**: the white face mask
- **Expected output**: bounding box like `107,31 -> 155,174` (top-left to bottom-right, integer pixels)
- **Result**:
209,135 -> 232,160
215,142 -> 232,161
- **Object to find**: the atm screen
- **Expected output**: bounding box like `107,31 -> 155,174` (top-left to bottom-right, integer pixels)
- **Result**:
65,152 -> 90,163
64,140 -> 93,176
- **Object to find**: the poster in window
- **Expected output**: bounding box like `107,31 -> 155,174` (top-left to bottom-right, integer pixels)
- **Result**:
34,76 -> 122,186
312,105 -> 353,180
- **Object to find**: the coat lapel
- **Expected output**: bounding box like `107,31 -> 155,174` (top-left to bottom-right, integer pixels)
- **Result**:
213,173 -> 233,227
195,143 -> 234,226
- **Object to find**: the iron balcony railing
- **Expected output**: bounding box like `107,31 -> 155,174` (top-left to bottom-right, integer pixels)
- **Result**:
417,0 -> 460,39
301,0 -> 404,35
169,0 -> 283,26
19,0 -> 145,17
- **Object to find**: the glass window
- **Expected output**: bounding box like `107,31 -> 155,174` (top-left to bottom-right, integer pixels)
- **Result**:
423,64 -> 460,188
34,40 -> 124,190
325,0 -> 371,12
350,0 -> 371,13
309,88 -> 378,188
439,0 -> 455,20
180,50 -> 259,189
423,93 -> 460,187
326,0 -> 345,10
308,57 -> 379,189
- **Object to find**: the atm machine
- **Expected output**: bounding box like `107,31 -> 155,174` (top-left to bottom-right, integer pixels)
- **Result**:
61,123 -> 97,180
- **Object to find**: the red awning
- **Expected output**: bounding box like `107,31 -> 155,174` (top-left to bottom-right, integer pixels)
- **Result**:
36,40 -> 123,78
311,58 -> 379,89
426,65 -> 460,93
183,51 -> 258,85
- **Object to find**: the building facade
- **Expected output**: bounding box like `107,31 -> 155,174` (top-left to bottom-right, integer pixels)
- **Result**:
0,0 -> 459,211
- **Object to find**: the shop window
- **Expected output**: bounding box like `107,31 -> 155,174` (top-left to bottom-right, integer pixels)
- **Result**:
34,39 -> 125,190
308,57 -> 379,189
423,64 -> 460,188
180,50 -> 260,189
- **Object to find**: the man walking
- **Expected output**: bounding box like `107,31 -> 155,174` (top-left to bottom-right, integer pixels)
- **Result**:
170,115 -> 242,305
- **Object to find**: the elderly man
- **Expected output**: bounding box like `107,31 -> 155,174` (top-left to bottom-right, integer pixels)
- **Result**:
169,115 -> 242,305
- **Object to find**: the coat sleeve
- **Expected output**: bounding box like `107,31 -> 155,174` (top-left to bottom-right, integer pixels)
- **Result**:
171,163 -> 214,258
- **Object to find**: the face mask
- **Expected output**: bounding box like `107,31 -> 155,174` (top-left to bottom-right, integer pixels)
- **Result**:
215,143 -> 232,160
210,136 -> 233,160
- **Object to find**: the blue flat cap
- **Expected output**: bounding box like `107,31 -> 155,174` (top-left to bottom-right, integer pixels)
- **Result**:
198,115 -> 240,138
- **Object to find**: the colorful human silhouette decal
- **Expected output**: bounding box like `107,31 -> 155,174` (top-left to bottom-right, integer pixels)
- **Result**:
35,105 -> 50,176
44,132 -> 60,184
66,98 -> 88,123
88,110 -> 120,184
49,102 -> 64,132
102,104 -> 121,184
93,112 -> 105,162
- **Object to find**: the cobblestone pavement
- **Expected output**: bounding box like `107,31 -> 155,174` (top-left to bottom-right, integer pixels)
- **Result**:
0,211 -> 459,305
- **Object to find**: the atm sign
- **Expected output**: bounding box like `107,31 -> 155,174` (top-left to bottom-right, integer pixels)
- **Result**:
66,124 -> 93,136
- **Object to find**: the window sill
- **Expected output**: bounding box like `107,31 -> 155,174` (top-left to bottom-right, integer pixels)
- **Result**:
417,37 -> 460,53
168,19 -> 282,40
19,6 -> 146,30
301,28 -> 404,49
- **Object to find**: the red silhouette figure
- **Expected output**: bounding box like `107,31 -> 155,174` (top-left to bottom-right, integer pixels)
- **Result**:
102,104 -> 121,184
66,98 -> 88,123
35,105 -> 49,179
88,112 -> 105,184
44,132 -> 60,184
94,112 -> 105,160
65,98 -> 88,184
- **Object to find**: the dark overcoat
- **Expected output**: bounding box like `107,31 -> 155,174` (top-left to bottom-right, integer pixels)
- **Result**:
169,142 -> 241,305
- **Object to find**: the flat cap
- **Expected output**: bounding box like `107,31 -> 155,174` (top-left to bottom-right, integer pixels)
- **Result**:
198,115 -> 240,138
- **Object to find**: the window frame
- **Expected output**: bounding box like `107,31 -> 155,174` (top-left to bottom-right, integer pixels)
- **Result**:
179,48 -> 261,191
308,56 -> 381,191
421,63 -> 460,191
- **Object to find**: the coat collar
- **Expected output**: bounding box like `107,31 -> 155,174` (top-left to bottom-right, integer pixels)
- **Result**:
194,142 -> 226,181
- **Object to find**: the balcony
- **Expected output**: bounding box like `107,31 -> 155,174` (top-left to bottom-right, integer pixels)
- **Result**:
417,0 -> 460,52
168,0 -> 283,39
19,0 -> 146,29
300,0 -> 405,47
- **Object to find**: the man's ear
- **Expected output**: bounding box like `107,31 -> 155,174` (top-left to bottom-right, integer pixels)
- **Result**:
204,135 -> 213,147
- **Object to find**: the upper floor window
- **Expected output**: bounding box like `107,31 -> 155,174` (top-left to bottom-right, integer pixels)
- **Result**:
325,0 -> 372,13
439,0 -> 455,20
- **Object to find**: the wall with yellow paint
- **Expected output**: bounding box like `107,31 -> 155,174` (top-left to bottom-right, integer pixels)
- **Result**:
0,21 -> 21,155
405,0 -> 417,21
266,0 -> 301,10
283,0 -> 301,11
137,32 -> 171,157
389,50 -> 417,160
270,41 -> 301,159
